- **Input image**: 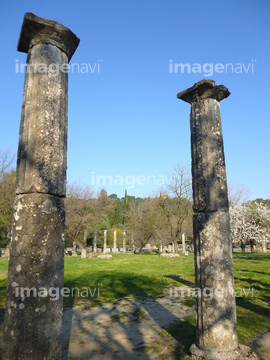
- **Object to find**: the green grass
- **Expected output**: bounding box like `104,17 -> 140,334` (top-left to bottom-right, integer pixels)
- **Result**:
0,252 -> 269,354
232,253 -> 270,344
60,253 -> 196,310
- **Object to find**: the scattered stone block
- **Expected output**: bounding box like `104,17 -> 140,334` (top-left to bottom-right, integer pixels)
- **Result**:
160,253 -> 180,258
98,254 -> 112,259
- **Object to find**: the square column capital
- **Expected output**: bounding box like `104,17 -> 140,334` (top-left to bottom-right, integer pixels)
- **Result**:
177,79 -> 230,104
17,12 -> 80,62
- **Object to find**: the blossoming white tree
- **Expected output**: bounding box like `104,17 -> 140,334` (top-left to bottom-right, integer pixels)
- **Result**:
230,202 -> 270,253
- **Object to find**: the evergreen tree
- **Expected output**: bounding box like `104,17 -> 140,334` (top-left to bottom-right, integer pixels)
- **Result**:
122,189 -> 129,224
115,198 -> 122,225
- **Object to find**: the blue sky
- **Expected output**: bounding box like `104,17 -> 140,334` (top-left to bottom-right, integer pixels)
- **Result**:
1,0 -> 269,199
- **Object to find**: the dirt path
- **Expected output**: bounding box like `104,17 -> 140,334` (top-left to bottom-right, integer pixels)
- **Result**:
0,295 -> 268,359
61,295 -> 268,360
62,296 -> 194,359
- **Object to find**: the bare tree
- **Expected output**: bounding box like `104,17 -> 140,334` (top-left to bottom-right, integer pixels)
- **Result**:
65,183 -> 113,248
156,165 -> 193,254
125,197 -> 156,253
65,181 -> 96,249
228,182 -> 249,206
0,149 -> 15,180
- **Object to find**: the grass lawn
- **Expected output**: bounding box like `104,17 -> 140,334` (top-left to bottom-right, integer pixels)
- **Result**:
0,252 -> 269,356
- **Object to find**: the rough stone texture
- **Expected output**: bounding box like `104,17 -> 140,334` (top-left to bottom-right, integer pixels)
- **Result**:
182,233 -> 186,253
15,13 -> 79,197
178,80 -> 257,359
16,42 -> 68,196
17,12 -> 80,62
160,253 -> 180,258
113,230 -> 117,254
103,230 -> 107,253
190,98 -> 229,213
190,344 -> 259,359
83,230 -> 88,246
2,13 -> 79,360
177,78 -> 230,104
81,249 -> 87,258
131,234 -> 135,252
193,210 -> 237,351
262,240 -> 267,253
72,241 -> 77,255
3,194 -> 65,359
93,231 -> 97,253
98,254 -> 113,259
123,231 -> 126,253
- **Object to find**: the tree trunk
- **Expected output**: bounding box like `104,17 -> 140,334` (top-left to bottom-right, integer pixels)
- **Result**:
250,239 -> 255,253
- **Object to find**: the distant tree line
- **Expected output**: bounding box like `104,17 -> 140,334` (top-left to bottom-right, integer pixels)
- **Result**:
64,165 -> 194,253
0,148 -> 269,254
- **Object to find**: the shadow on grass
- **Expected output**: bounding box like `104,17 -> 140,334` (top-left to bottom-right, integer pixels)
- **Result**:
234,266 -> 270,318
239,269 -> 270,277
233,253 -> 270,262
236,297 -> 269,317
62,272 -> 196,359
165,275 -> 195,288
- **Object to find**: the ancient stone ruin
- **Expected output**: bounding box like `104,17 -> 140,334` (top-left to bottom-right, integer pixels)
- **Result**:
178,79 -> 258,359
2,13 -> 79,360
2,12 -> 260,360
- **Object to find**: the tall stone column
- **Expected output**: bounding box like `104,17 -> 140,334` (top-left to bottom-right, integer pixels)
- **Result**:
177,79 -> 258,359
113,230 -> 117,254
93,231 -> 97,253
2,13 -> 79,360
103,230 -> 107,253
131,234 -> 135,252
84,229 -> 88,247
123,230 -> 126,253
72,241 -> 77,255
182,233 -> 186,253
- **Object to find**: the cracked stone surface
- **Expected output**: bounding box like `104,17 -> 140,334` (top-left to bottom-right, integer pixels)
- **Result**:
178,80 -> 240,356
2,13 -> 79,360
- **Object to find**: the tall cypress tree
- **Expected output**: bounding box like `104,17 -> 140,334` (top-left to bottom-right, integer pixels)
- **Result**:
122,189 -> 128,224
115,198 -> 122,225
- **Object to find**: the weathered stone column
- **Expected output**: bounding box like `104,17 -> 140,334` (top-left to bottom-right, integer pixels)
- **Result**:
103,230 -> 107,253
182,233 -> 186,253
81,249 -> 87,259
2,13 -> 79,360
123,231 -> 126,253
72,240 -> 77,255
178,79 -> 258,359
93,231 -> 97,253
113,230 -> 117,254
262,240 -> 267,253
84,229 -> 88,247
131,233 -> 135,252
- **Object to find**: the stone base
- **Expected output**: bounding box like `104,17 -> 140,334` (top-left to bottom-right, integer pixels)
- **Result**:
190,344 -> 259,359
160,253 -> 180,258
98,254 -> 112,259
